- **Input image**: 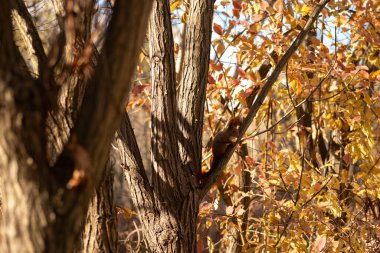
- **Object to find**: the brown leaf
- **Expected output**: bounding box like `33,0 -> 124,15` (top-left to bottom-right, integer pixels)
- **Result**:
245,155 -> 256,167
237,67 -> 246,78
260,0 -> 269,11
213,23 -> 223,36
273,0 -> 284,13
232,0 -> 242,10
314,235 -> 327,252
208,74 -> 216,84
232,8 -> 240,18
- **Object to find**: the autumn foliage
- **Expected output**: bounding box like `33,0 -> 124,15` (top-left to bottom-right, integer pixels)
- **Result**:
129,0 -> 380,252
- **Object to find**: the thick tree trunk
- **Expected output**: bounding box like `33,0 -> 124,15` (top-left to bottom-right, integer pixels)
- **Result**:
116,0 -> 214,252
0,0 -> 152,252
117,112 -> 199,253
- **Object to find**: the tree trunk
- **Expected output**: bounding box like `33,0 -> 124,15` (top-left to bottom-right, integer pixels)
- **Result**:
115,0 -> 214,252
0,0 -> 152,252
117,112 -> 199,252
75,157 -> 118,253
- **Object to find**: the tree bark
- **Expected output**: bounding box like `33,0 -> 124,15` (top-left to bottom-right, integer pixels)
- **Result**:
117,0 -> 215,252
177,0 -> 215,175
75,157 -> 118,253
0,0 -> 152,252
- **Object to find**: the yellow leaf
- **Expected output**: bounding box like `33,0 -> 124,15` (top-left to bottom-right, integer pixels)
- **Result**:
370,69 -> 380,79
181,12 -> 188,23
206,219 -> 213,229
273,0 -> 284,13
363,93 -> 371,105
170,0 -> 181,12
301,4 -> 309,16
207,236 -> 214,252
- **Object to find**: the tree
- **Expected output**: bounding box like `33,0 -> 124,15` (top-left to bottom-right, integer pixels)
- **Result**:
2,0 -> 380,252
117,0 -> 329,252
0,0 -> 152,252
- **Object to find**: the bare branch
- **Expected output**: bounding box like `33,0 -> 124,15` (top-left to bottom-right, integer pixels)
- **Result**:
243,61 -> 335,141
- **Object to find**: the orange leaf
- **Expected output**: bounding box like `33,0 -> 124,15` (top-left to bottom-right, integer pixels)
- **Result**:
245,155 -> 256,167
252,13 -> 265,22
273,0 -> 284,13
116,207 -> 136,219
66,169 -> 86,189
260,0 -> 269,11
232,8 -> 240,18
232,0 -> 242,10
238,67 -> 246,78
213,23 -> 223,36
234,164 -> 243,176
208,75 -> 216,84
197,238 -> 204,253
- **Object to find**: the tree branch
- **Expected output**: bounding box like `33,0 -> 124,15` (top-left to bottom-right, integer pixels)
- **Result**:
45,0 -> 99,163
116,110 -> 155,222
12,0 -> 47,75
200,0 -> 331,198
0,0 -> 47,162
149,0 -> 186,203
49,0 -> 153,251
177,0 -> 216,176
117,111 -> 151,191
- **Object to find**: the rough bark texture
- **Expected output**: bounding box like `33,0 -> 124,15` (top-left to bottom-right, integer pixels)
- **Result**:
45,0 -> 96,163
75,158 -> 118,253
0,0 -> 152,252
149,0 -> 185,204
0,3 -> 50,253
116,0 -> 215,252
177,0 -> 215,175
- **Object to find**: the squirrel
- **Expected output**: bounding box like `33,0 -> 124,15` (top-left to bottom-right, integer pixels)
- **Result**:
198,117 -> 242,185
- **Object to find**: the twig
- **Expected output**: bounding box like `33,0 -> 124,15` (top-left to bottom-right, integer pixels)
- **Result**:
242,60 -> 334,141
200,0 -> 331,197
301,176 -> 332,209
274,175 -> 333,247
295,150 -> 306,203
367,156 -> 380,175
285,63 -> 297,107
279,171 -> 296,204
